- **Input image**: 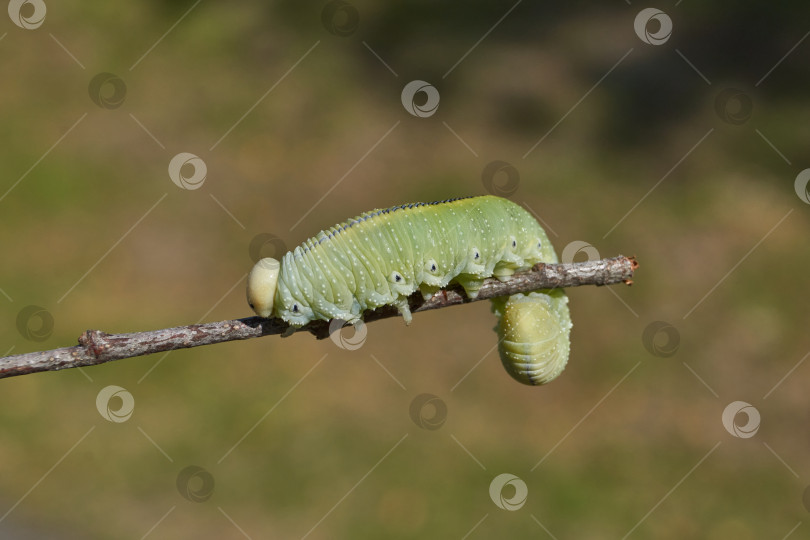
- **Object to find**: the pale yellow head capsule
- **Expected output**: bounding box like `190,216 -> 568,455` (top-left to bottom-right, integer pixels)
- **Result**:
247,258 -> 280,318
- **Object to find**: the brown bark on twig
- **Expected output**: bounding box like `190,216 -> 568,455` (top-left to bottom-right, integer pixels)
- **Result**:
0,256 -> 637,379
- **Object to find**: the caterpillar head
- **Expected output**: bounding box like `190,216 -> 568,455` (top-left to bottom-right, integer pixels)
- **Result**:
247,258 -> 281,318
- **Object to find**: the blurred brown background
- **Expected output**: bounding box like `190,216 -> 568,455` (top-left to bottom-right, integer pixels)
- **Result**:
1,1 -> 809,538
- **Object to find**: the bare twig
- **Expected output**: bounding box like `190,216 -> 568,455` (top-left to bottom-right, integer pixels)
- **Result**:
0,256 -> 637,379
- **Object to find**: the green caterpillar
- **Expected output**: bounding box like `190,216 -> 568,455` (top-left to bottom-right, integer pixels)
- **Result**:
247,195 -> 572,385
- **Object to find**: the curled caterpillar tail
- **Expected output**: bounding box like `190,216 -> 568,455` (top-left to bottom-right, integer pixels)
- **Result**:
491,290 -> 572,386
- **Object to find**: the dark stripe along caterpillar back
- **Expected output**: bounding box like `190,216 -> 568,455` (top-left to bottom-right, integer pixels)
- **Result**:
246,195 -> 572,385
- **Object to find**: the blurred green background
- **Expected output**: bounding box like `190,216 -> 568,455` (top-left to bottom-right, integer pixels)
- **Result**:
2,1 -> 809,538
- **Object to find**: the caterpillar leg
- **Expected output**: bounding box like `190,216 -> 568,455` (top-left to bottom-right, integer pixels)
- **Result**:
454,275 -> 485,299
419,284 -> 441,301
492,290 -> 572,385
395,298 -> 413,325
491,266 -> 516,281
281,325 -> 298,338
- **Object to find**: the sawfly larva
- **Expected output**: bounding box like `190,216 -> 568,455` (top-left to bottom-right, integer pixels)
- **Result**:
247,195 -> 572,385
